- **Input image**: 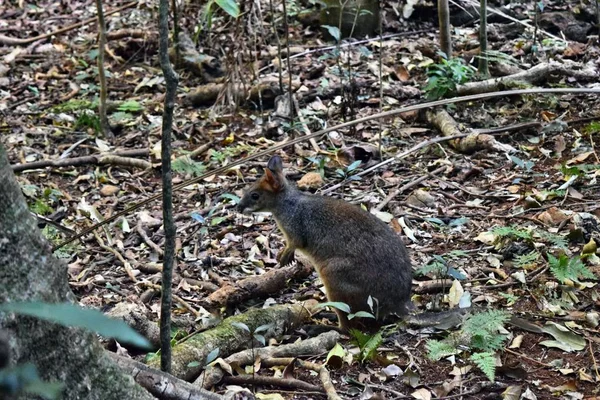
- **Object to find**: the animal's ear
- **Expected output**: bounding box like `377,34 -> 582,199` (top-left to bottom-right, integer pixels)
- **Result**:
267,156 -> 283,173
262,168 -> 283,192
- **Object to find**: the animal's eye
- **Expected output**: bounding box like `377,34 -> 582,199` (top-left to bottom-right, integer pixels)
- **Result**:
251,192 -> 260,200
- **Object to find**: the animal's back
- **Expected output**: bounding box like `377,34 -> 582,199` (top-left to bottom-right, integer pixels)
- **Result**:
278,193 -> 412,318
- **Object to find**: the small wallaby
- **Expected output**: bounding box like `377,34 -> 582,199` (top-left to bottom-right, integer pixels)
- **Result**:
238,156 -> 412,331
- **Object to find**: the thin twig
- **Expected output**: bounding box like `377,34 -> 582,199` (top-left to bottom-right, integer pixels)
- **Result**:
140,282 -> 202,318
375,165 -> 446,211
321,135 -> 467,195
93,231 -> 138,282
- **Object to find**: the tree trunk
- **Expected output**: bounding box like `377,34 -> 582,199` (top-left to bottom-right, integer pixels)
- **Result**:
0,143 -> 153,400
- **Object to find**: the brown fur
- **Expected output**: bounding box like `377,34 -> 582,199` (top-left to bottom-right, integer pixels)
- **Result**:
239,156 -> 413,331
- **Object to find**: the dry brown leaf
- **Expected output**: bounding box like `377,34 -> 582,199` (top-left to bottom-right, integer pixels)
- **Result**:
297,172 -> 324,189
566,151 -> 593,165
100,185 -> 119,196
537,207 -> 569,226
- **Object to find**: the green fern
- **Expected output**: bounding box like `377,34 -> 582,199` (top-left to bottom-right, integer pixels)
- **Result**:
463,310 -> 510,352
536,230 -> 568,250
471,351 -> 497,381
548,254 -> 596,283
492,226 -> 532,240
426,340 -> 458,361
514,250 -> 540,268
471,333 -> 506,352
426,310 -> 510,382
349,329 -> 383,362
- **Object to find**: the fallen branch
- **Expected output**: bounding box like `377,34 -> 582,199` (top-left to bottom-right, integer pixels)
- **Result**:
320,134 -> 469,195
199,260 -> 313,311
425,109 -> 516,154
94,231 -> 138,282
107,303 -> 161,349
0,2 -> 137,46
109,352 -> 224,400
12,152 -> 151,172
457,61 -> 598,96
139,282 -> 202,318
169,32 -> 222,81
136,220 -> 163,256
146,303 -> 314,381
106,29 -> 150,41
222,375 -> 322,392
297,360 -> 342,400
414,279 -> 453,294
374,165 -> 447,212
185,77 -> 300,107
197,330 -> 340,389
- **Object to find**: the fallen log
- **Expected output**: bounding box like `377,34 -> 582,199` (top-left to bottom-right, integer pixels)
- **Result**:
146,303 -> 314,381
199,260 -> 313,311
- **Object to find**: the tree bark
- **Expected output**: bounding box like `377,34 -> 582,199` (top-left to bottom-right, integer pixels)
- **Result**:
0,143 -> 153,400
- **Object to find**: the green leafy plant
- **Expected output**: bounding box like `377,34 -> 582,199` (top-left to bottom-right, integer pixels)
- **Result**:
462,310 -> 510,352
470,352 -> 497,381
172,156 -> 206,176
426,339 -> 458,360
499,292 -> 518,306
307,156 -> 329,178
536,230 -> 568,251
335,160 -> 362,181
476,50 -> 520,67
199,0 -> 240,34
548,254 -> 596,284
52,99 -> 96,112
75,110 -> 101,133
349,329 -> 383,362
27,187 -> 63,216
232,322 -> 273,378
316,299 -> 378,326
427,310 -> 510,381
509,155 -> 535,172
280,119 -> 305,135
0,302 -> 151,348
424,54 -> 476,99
117,100 -> 144,113
582,121 -> 600,135
416,254 -> 466,281
493,225 -> 568,252
208,145 -> 251,166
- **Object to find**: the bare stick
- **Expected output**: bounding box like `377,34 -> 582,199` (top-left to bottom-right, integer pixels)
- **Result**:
95,0 -> 112,140
158,0 -> 180,374
438,0 -> 452,58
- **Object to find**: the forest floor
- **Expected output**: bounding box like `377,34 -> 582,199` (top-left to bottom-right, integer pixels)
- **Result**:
1,0 -> 600,399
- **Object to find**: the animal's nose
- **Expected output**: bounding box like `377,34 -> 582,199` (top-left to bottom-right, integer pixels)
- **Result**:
237,202 -> 246,213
